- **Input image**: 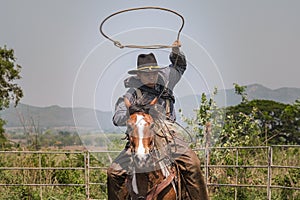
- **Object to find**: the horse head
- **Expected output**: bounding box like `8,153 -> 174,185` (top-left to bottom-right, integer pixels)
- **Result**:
125,97 -> 157,168
124,97 -> 178,199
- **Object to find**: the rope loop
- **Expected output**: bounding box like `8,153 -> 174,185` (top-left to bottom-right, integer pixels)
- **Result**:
99,6 -> 184,49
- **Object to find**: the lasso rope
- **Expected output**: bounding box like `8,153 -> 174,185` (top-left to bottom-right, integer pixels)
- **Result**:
99,6 -> 185,49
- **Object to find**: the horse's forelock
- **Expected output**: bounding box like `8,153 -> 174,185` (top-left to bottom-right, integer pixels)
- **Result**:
129,112 -> 153,126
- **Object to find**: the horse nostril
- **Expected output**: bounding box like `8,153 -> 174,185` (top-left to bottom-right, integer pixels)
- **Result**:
134,154 -> 144,164
134,154 -> 141,162
134,153 -> 150,166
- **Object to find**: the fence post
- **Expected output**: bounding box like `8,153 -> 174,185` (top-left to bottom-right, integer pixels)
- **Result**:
267,146 -> 272,200
204,122 -> 211,184
39,152 -> 43,199
234,148 -> 238,200
204,144 -> 209,184
85,151 -> 90,200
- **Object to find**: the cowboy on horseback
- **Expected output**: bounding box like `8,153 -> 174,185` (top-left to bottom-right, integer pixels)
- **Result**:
108,40 -> 209,200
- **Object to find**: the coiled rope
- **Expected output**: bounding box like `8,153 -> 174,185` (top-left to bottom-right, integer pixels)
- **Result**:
99,6 -> 184,49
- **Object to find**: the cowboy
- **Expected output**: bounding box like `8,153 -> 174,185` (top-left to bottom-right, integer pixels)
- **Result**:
107,40 -> 209,200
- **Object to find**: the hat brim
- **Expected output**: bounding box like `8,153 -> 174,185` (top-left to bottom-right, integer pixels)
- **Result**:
128,66 -> 166,75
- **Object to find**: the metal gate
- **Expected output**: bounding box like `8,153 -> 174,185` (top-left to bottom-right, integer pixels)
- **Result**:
0,145 -> 299,200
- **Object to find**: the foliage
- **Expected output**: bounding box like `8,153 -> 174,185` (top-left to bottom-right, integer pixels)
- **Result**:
0,119 -> 6,142
0,132 -> 129,199
226,99 -> 300,145
220,107 -> 261,147
206,146 -> 299,200
182,83 -> 300,148
280,100 -> 300,144
0,151 -> 108,199
0,46 -> 23,146
0,46 -> 23,109
233,83 -> 248,103
0,146 -> 298,199
272,146 -> 300,200
180,83 -> 299,199
38,130 -> 83,148
0,80 -> 298,199
180,88 -> 224,148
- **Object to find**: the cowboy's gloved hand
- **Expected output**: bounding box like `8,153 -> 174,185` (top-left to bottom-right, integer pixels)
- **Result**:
172,40 -> 181,54
128,104 -> 144,115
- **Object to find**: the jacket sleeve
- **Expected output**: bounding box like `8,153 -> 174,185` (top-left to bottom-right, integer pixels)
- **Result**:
169,47 -> 187,76
166,48 -> 187,90
112,97 -> 128,126
112,88 -> 136,127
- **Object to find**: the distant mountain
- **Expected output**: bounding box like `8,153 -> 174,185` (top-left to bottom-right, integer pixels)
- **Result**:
223,83 -> 300,106
0,104 -> 117,132
176,84 -> 300,117
1,84 -> 299,132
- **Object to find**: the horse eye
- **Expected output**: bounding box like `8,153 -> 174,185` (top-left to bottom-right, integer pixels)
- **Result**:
130,137 -> 135,146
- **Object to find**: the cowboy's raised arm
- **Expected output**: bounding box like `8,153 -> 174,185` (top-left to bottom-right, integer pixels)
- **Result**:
164,40 -> 187,90
169,40 -> 187,75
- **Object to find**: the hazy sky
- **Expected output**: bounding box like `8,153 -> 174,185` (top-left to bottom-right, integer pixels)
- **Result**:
1,0 -> 300,111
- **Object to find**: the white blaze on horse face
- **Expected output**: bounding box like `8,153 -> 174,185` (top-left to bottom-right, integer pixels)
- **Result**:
135,115 -> 148,157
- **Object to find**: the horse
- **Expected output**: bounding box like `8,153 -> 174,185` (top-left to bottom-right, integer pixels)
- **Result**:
124,98 -> 180,200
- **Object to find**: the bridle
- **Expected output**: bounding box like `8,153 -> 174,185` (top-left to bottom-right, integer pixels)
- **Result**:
124,97 -> 181,199
127,112 -> 155,156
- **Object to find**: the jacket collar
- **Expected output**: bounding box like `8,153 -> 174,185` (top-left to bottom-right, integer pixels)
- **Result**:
124,75 -> 166,89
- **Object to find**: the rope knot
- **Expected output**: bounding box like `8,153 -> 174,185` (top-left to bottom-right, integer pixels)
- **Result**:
114,41 -> 124,48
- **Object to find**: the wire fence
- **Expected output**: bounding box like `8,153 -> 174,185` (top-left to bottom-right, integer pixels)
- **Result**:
0,145 -> 299,199
199,145 -> 300,200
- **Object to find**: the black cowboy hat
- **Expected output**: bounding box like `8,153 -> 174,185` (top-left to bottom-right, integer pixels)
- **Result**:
128,53 -> 166,74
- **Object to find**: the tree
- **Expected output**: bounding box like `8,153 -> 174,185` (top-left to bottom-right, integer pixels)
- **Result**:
233,83 -> 248,103
280,99 -> 300,144
180,87 -> 225,148
226,99 -> 300,144
0,46 -> 23,142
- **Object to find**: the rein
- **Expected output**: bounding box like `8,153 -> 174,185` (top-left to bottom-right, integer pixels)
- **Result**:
128,152 -> 178,200
146,170 -> 176,200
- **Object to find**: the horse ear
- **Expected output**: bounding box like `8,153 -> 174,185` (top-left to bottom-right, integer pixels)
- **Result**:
124,97 -> 131,108
150,97 -> 158,105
